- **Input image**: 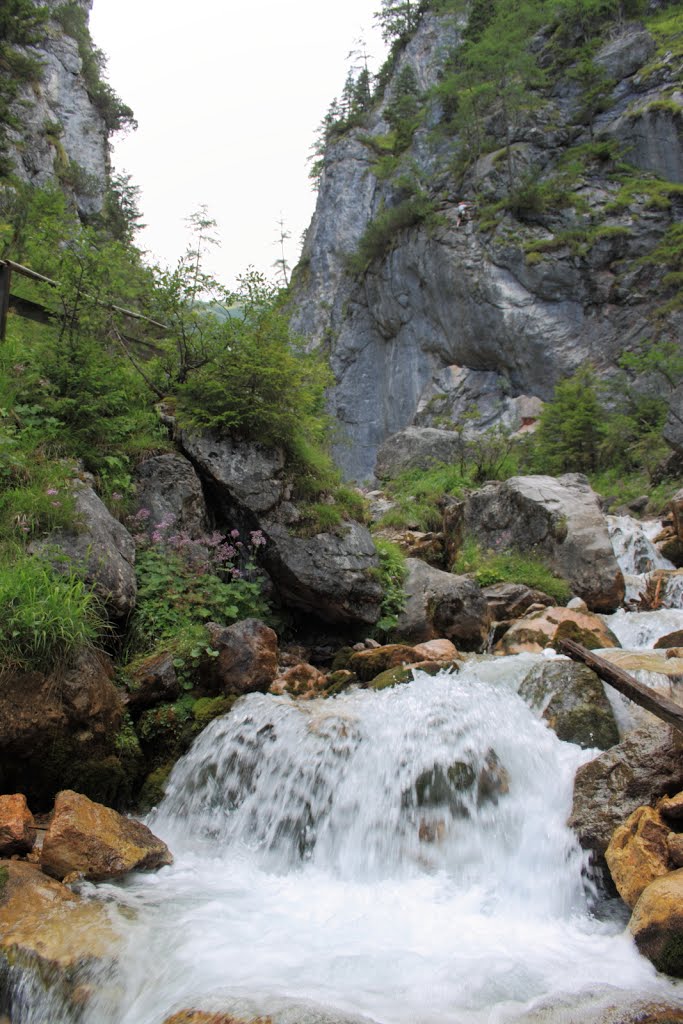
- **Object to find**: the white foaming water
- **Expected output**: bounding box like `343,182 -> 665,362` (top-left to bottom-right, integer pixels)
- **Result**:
77,659 -> 678,1024
607,516 -> 672,577
602,607 -> 683,649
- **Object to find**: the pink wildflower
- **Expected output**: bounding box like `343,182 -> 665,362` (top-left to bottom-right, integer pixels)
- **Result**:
230,529 -> 240,540
46,488 -> 58,496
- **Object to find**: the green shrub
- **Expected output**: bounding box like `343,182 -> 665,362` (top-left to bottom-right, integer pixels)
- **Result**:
126,523 -> 271,664
453,539 -> 571,604
373,538 -> 408,635
0,554 -> 107,671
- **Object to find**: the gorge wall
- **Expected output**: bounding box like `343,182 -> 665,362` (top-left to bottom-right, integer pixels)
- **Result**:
4,0 -> 122,217
290,7 -> 683,481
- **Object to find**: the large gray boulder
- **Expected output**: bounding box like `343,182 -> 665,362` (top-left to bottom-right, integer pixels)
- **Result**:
465,474 -> 624,611
593,26 -> 655,82
396,558 -> 490,650
375,427 -> 463,479
569,721 -> 683,860
30,483 -> 136,620
262,519 -> 382,626
134,453 -> 208,538
179,431 -> 287,516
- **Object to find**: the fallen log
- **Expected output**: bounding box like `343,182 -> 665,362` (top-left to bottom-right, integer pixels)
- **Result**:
559,638 -> 683,736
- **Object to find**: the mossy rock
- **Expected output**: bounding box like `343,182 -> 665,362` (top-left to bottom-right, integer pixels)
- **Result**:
520,661 -> 619,750
324,670 -> 358,696
330,646 -> 355,672
348,644 -> 424,682
137,762 -> 175,812
552,619 -> 615,651
192,696 -> 237,731
368,660 -> 446,690
0,865 -> 8,901
414,763 -> 476,809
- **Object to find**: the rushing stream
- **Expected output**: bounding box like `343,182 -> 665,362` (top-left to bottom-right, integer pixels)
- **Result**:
79,657 -> 681,1024
14,515 -> 683,1024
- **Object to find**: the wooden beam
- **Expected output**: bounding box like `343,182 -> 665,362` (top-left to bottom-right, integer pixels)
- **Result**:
5,258 -> 169,333
0,262 -> 11,341
559,638 -> 683,736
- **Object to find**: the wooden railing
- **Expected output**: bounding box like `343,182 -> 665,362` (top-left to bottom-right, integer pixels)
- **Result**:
0,258 -> 168,343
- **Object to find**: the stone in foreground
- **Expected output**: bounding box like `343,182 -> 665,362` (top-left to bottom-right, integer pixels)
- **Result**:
630,869 -> 683,977
605,805 -> 671,908
0,860 -> 120,1015
0,794 -> 36,856
41,790 -> 172,882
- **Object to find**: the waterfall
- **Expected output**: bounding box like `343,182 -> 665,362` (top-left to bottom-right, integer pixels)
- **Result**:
78,659 -> 677,1024
607,516 -> 677,608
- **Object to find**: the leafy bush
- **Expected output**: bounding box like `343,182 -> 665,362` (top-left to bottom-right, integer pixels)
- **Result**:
0,554 -> 107,671
453,538 -> 571,604
374,538 -> 408,635
126,515 -> 271,666
347,190 -> 441,274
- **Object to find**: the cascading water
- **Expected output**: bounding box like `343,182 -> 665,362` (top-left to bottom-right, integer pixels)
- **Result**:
606,515 -> 676,608
76,658 -> 679,1024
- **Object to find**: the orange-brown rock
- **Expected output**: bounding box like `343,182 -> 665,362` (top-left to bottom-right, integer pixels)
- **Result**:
605,805 -> 671,908
630,868 -> 683,977
0,794 -> 36,855
348,644 -> 425,682
659,792 -> 683,821
412,639 -> 460,661
41,790 -> 172,881
0,860 -> 120,1005
206,619 -> 278,696
269,663 -> 327,699
494,606 -> 620,655
668,833 -> 683,868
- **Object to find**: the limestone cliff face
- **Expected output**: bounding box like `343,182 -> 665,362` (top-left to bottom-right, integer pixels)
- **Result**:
290,13 -> 683,481
6,0 -> 110,217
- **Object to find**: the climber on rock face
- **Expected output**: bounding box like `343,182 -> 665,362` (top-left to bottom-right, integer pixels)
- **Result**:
456,201 -> 469,227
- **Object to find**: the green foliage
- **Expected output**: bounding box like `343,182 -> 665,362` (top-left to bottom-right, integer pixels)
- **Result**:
0,865 -> 8,899
0,0 -> 49,173
378,462 -> 470,531
173,272 -> 332,455
527,346 -> 682,485
53,2 -> 136,134
0,553 -> 107,671
375,0 -> 425,44
347,188 -> 440,273
373,537 -> 408,634
529,365 -> 606,474
639,223 -> 683,315
453,538 -> 571,604
126,526 -> 270,665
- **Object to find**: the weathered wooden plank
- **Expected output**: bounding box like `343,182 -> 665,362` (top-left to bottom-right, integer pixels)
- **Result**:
559,638 -> 683,735
0,262 -> 11,341
5,258 -> 169,333
8,293 -> 56,326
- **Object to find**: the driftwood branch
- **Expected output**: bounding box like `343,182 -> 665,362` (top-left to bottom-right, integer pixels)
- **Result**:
559,639 -> 683,736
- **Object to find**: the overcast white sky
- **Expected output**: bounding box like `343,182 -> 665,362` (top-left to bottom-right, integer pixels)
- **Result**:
89,0 -> 384,289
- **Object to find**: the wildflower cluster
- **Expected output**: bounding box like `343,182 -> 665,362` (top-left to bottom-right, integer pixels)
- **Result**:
128,509 -> 267,583
125,510 -> 271,664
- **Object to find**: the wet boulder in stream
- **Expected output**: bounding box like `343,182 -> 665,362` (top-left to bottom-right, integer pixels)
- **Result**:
519,660 -> 619,750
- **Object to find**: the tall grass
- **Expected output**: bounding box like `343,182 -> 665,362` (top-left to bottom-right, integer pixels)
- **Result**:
0,554 -> 106,671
